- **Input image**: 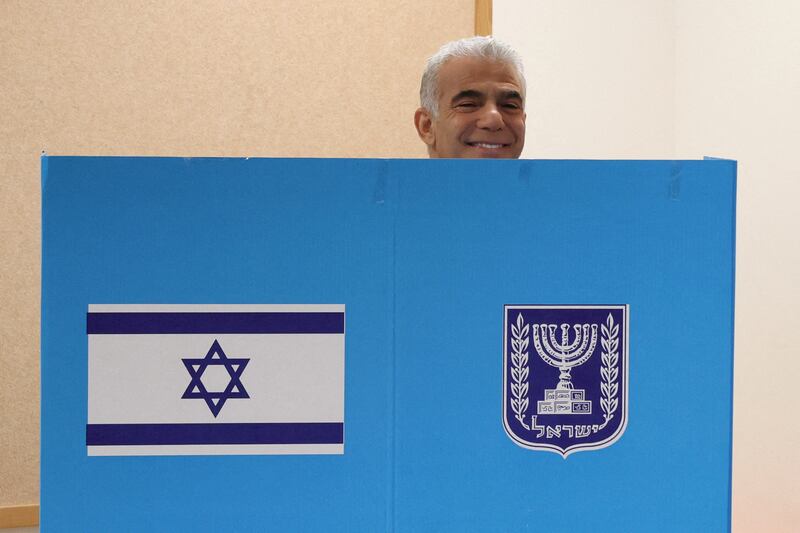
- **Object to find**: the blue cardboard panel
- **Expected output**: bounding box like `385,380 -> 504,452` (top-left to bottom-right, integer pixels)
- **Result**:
42,157 -> 735,532
42,158 -> 394,531
391,160 -> 735,532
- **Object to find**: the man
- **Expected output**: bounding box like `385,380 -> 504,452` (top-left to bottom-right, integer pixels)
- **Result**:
414,36 -> 526,159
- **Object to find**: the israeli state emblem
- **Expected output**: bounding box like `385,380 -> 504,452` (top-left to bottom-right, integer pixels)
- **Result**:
503,305 -> 629,457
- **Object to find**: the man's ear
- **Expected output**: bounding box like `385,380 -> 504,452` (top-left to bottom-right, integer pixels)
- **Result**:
414,107 -> 435,148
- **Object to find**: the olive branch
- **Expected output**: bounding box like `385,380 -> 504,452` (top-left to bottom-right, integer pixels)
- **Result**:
510,313 -> 530,430
599,313 -> 619,430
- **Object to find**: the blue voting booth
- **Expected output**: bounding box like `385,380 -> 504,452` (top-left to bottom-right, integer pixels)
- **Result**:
42,157 -> 735,532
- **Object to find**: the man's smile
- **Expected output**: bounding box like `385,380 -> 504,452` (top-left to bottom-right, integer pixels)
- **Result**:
466,141 -> 511,149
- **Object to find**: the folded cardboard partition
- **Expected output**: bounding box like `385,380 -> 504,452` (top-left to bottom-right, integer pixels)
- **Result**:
42,157 -> 735,532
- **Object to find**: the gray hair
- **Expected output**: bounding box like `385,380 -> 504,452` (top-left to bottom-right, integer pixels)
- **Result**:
419,36 -> 526,117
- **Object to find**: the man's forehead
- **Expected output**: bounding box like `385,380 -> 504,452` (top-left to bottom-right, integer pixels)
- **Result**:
438,56 -> 524,96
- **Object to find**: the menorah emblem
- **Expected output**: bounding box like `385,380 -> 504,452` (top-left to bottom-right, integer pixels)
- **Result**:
504,304 -> 629,457
532,323 -> 598,415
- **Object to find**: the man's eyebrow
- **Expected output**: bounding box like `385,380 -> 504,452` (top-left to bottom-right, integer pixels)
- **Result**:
450,89 -> 484,103
500,90 -> 523,100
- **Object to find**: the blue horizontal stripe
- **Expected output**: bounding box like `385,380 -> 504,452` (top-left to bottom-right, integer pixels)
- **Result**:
87,312 -> 344,334
86,422 -> 344,446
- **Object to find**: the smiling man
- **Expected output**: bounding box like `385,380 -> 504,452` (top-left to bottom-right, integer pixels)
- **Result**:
414,36 -> 526,159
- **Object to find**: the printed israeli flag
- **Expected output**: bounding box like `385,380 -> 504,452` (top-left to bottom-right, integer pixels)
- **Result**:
87,304 -> 345,456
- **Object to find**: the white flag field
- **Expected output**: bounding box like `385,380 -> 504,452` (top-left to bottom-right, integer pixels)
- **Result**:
87,304 -> 345,456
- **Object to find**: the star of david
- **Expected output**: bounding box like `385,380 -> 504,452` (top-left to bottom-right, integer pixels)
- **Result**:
181,339 -> 250,417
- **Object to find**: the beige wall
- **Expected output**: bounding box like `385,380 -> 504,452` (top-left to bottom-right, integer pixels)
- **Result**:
495,1 -> 800,531
0,0 -> 474,507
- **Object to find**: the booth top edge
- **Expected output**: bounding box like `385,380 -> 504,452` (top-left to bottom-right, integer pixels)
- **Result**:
39,155 -> 737,164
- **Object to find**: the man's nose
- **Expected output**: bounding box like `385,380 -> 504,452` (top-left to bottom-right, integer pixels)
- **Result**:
476,104 -> 504,130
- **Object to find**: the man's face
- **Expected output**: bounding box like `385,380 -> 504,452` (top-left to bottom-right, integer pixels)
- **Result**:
415,56 -> 526,159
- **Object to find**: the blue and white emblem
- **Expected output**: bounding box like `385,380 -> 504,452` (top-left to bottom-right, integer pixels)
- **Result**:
503,305 -> 629,457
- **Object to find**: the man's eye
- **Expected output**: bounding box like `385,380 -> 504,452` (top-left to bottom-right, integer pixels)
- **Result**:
456,101 -> 478,109
503,103 -> 521,110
